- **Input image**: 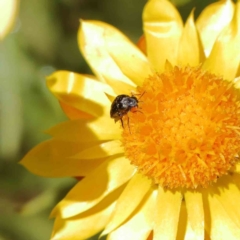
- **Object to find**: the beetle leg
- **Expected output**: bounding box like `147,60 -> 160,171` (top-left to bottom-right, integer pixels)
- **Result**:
127,115 -> 131,134
120,118 -> 124,128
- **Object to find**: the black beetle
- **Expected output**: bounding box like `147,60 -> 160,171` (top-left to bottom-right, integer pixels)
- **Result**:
110,94 -> 139,128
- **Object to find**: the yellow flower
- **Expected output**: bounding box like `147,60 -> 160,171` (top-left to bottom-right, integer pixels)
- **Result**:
0,0 -> 19,40
21,0 -> 240,239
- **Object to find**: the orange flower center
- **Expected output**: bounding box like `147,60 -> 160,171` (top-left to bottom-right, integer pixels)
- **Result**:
122,66 -> 240,189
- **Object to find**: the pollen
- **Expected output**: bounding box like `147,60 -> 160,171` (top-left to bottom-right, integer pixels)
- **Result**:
122,66 -> 240,189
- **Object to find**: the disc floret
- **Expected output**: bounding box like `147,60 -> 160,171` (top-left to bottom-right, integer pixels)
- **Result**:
122,66 -> 240,189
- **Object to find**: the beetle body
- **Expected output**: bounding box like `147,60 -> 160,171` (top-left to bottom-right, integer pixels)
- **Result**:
110,94 -> 138,126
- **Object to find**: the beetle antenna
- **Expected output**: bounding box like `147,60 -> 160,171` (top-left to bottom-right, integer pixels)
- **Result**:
131,91 -> 145,101
138,91 -> 145,100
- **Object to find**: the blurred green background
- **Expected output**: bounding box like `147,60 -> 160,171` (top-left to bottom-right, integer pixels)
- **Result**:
0,0 -> 219,239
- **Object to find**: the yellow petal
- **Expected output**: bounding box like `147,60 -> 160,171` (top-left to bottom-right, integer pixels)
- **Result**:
137,35 -> 146,54
59,101 -> 93,120
177,201 -> 202,240
203,189 -> 240,240
107,189 -> 157,240
184,191 -> 204,239
79,20 -> 137,92
176,201 -> 187,239
196,0 -> 234,57
106,38 -> 152,87
0,0 -> 18,40
213,175 -> 240,228
72,140 -> 124,159
236,65 -> 240,78
102,173 -> 152,235
143,0 -> 183,72
153,187 -> 182,240
232,173 -> 240,189
46,116 -> 121,142
178,10 -> 205,66
51,156 -> 135,218
234,162 -> 240,173
234,76 -> 240,89
51,200 -> 116,240
19,139 -> 105,177
100,76 -> 137,98
47,71 -> 114,118
203,1 -> 240,80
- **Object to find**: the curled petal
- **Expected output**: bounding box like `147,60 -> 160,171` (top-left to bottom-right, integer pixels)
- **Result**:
107,38 -> 152,87
196,0 -> 235,57
203,1 -> 240,80
79,20 -> 138,93
0,0 -> 19,40
143,0 -> 183,72
47,71 -> 114,118
103,76 -> 137,96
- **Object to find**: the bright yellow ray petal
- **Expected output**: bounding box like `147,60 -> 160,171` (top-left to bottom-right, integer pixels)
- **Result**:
202,1 -> 240,80
234,162 -> 240,173
184,191 -> 204,239
153,187 -> 182,240
196,0 -> 235,57
176,201 -> 187,240
143,0 -> 183,72
0,0 -> 18,40
102,174 -> 152,236
72,140 -> 124,159
106,39 -> 152,87
105,77 -> 138,96
47,71 -> 114,118
212,175 -> 240,228
236,65 -> 240,78
232,173 -> 240,189
59,101 -> 93,120
234,76 -> 240,89
203,189 -> 240,240
107,189 -> 157,240
51,156 -> 135,219
178,10 -> 205,66
178,203 -> 203,240
79,20 -> 137,91
46,117 -> 121,142
19,139 -> 106,177
51,200 -> 116,240
137,35 -> 146,54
